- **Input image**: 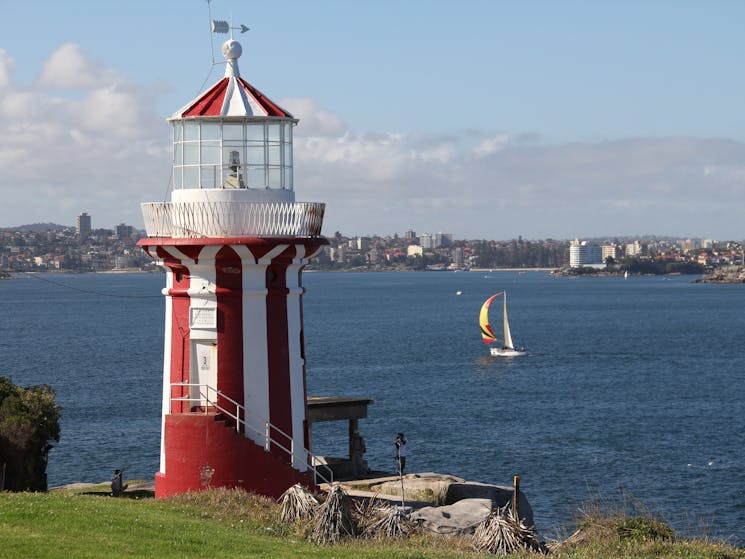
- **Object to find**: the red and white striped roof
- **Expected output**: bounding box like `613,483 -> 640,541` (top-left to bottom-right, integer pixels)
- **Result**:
171,39 -> 293,120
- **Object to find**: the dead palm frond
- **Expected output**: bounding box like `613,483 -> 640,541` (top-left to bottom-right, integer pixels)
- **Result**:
473,504 -> 546,555
309,484 -> 356,544
360,502 -> 411,539
278,483 -> 319,524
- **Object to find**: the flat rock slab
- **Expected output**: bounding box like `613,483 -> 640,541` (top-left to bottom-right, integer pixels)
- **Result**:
445,482 -> 534,527
372,474 -> 464,504
410,498 -> 493,535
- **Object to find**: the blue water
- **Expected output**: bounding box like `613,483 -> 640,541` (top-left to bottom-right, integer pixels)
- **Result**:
1,271 -> 743,543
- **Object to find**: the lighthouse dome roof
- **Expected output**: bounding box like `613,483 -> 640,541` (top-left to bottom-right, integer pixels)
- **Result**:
170,39 -> 293,120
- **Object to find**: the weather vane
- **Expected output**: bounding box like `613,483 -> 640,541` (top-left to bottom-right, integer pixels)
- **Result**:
211,20 -> 250,36
206,0 -> 249,66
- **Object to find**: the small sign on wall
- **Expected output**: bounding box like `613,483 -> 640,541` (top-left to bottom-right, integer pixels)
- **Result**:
190,307 -> 217,329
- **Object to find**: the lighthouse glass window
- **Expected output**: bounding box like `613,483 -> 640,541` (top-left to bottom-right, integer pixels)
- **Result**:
172,120 -> 294,190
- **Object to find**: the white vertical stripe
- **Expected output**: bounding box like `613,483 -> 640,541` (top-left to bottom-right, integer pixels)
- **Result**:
285,256 -> 307,471
234,246 -> 271,447
160,269 -> 174,474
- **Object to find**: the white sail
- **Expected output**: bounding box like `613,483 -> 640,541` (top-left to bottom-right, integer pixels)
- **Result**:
502,291 -> 515,350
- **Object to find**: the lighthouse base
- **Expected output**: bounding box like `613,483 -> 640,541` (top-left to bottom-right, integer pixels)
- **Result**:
154,414 -> 315,499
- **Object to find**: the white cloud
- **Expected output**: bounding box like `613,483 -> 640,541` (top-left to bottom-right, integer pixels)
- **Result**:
38,43 -> 115,89
0,49 -> 14,89
473,133 -> 509,158
1,46 -> 744,240
281,97 -> 345,137
0,44 -> 169,229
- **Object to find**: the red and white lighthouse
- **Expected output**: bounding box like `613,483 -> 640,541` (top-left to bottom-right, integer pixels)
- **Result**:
138,38 -> 327,498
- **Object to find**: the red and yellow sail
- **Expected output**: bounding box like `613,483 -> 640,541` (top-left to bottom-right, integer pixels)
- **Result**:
479,292 -> 503,344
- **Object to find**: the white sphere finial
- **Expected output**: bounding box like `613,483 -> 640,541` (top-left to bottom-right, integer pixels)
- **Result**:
222,39 -> 242,60
222,39 -> 242,78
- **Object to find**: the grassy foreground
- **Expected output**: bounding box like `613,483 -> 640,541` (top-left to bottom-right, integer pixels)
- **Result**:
0,485 -> 742,559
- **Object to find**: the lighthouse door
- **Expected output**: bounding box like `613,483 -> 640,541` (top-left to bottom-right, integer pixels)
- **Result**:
191,342 -> 217,409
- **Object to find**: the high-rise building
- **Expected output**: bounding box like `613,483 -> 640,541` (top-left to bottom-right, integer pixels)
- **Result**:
601,244 -> 618,261
569,239 -> 603,268
76,212 -> 91,236
419,233 -> 434,250
116,223 -> 133,240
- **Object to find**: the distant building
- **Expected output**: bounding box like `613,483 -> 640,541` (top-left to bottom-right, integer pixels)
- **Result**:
116,223 -> 133,240
76,212 -> 91,236
330,245 -> 347,262
407,245 -> 423,257
601,244 -> 618,261
435,233 -> 453,248
419,233 -> 435,250
404,230 -> 416,240
452,247 -> 465,268
356,237 -> 370,251
569,239 -> 603,268
625,240 -> 644,257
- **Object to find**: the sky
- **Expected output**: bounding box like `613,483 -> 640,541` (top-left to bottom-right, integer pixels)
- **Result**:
1,0 -> 744,240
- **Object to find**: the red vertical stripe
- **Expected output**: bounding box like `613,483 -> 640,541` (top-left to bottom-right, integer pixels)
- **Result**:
166,264 -> 191,413
265,260 -> 293,459
214,247 -> 244,414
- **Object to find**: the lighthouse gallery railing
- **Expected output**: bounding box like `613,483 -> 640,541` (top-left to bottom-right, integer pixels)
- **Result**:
170,382 -> 333,486
141,201 -> 325,238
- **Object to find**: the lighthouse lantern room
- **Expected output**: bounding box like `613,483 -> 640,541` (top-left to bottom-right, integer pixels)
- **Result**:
138,36 -> 327,498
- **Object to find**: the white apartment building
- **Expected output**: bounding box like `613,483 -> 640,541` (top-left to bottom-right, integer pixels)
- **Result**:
569,239 -> 603,268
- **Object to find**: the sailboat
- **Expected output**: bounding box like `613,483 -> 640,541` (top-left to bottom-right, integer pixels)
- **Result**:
479,291 -> 527,357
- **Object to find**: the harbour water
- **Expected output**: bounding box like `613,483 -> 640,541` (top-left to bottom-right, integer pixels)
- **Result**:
1,271 -> 743,543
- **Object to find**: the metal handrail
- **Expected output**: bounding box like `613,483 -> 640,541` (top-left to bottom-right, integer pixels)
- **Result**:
170,382 -> 332,485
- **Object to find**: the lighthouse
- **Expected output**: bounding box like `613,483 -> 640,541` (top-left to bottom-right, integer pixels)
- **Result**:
138,37 -> 327,498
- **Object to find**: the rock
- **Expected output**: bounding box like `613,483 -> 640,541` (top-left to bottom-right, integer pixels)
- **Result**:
444,482 -> 534,527
371,473 -> 464,504
410,498 -> 493,535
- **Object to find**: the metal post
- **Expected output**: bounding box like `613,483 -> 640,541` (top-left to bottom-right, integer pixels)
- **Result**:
512,475 -> 520,518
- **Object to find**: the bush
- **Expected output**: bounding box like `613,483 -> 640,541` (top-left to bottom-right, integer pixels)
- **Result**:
0,376 -> 62,491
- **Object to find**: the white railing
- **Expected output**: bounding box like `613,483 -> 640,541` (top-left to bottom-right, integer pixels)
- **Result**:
141,201 -> 325,238
170,382 -> 332,486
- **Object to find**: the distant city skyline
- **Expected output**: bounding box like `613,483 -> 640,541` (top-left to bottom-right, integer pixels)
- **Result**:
3,213 -> 737,245
1,1 -> 744,239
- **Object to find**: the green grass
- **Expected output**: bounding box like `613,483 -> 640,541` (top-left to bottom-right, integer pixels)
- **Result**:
0,487 -> 742,559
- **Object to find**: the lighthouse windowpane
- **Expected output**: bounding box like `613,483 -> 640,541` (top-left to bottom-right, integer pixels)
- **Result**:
183,144 -> 199,165
246,167 -> 265,187
268,167 -> 281,187
267,124 -> 280,142
201,143 -> 220,165
223,124 -> 243,141
267,144 -> 280,165
173,123 -> 183,142
173,167 -> 183,189
184,122 -> 199,141
284,167 -> 293,189
183,166 -> 199,188
200,124 -> 220,141
246,125 -> 264,143
174,143 -> 183,165
283,142 -> 291,165
246,145 -> 263,165
200,166 -> 219,188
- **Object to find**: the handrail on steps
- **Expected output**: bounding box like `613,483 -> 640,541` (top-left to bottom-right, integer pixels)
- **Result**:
169,382 -> 333,486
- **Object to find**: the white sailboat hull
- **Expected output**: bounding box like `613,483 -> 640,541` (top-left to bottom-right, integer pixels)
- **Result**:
490,346 -> 528,357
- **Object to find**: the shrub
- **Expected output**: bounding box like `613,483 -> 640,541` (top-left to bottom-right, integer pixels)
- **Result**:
0,376 -> 62,491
